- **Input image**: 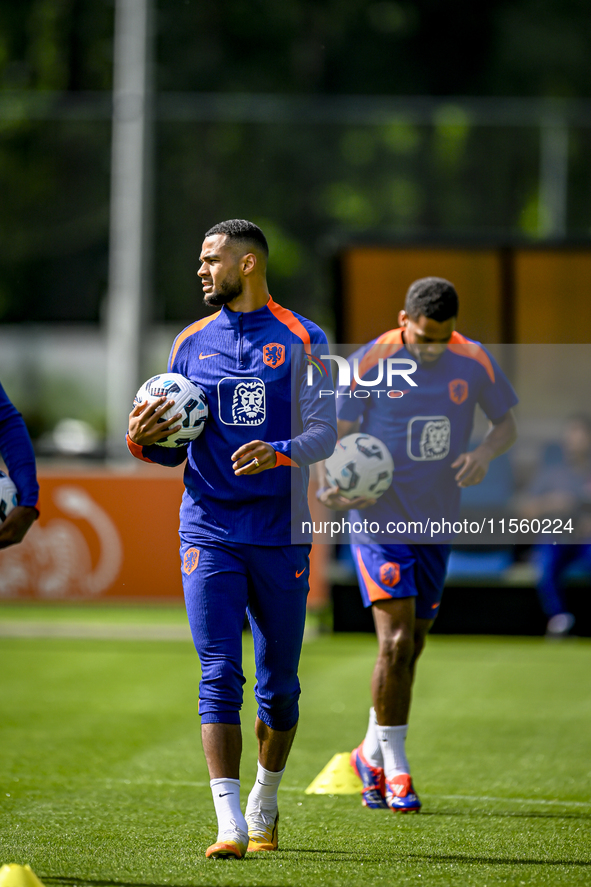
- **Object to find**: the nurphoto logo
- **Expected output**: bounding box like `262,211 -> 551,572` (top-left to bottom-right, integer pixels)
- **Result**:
306,352 -> 418,398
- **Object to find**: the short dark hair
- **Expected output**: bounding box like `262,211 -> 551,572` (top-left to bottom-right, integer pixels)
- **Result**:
404,277 -> 459,322
205,219 -> 269,257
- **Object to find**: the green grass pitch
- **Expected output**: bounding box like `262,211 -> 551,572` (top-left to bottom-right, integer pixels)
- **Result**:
1,604 -> 590,886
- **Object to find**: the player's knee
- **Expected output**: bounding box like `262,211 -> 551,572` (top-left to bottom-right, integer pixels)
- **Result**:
410,647 -> 423,670
412,631 -> 428,663
379,627 -> 414,670
256,688 -> 300,732
198,655 -> 245,717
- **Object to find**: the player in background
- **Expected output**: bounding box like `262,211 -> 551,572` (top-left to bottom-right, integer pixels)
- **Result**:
127,220 -> 336,858
519,413 -> 591,637
0,381 -> 39,548
318,277 -> 518,812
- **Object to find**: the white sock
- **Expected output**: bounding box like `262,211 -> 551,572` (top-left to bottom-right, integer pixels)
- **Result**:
377,724 -> 410,778
246,763 -> 284,814
361,707 -> 383,768
210,778 -> 248,840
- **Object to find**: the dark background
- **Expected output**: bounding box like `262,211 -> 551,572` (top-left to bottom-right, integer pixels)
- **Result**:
1,0 -> 591,328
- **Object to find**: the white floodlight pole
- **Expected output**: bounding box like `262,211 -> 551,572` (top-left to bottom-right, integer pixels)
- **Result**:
105,0 -> 153,460
539,117 -> 568,238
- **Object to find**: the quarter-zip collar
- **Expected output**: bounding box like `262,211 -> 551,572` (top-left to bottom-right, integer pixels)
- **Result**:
219,298 -> 272,327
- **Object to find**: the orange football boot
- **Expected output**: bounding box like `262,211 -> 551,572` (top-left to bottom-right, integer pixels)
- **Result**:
246,809 -> 279,851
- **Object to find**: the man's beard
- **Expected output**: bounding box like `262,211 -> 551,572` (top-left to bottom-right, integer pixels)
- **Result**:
412,347 -> 445,365
405,343 -> 446,365
203,275 -> 243,307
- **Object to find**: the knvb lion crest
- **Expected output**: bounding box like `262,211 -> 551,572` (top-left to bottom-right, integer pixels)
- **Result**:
183,547 -> 200,575
379,562 -> 400,587
232,380 -> 265,424
218,377 -> 266,426
420,419 -> 450,459
262,343 -> 285,368
407,416 -> 451,461
449,378 -> 469,404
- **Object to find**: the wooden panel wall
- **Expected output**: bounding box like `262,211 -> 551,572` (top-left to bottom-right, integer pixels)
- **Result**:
340,244 -> 591,345
342,247 -> 502,344
514,249 -> 591,343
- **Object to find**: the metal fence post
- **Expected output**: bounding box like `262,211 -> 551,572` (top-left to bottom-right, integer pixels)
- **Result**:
105,0 -> 153,461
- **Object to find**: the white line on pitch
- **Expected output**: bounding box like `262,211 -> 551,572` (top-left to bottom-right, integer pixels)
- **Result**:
105,778 -> 305,792
103,779 -> 591,806
424,793 -> 591,808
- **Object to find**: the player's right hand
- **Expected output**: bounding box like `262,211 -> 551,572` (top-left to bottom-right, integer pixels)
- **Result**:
316,485 -> 377,511
0,505 -> 38,549
128,398 -> 182,446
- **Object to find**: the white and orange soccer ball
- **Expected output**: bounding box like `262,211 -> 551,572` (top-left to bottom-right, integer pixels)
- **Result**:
134,373 -> 208,448
325,433 -> 394,500
0,470 -> 18,522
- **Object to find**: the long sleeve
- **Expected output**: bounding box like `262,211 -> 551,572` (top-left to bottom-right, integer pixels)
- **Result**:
126,434 -> 188,467
0,382 -> 39,508
267,337 -> 337,467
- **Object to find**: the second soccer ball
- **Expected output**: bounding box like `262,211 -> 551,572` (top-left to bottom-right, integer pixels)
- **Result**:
0,470 -> 18,522
325,433 -> 394,500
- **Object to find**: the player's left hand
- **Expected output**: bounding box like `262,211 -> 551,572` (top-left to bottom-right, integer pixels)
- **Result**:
452,449 -> 491,487
232,441 -> 277,476
0,505 -> 39,549
316,485 -> 377,510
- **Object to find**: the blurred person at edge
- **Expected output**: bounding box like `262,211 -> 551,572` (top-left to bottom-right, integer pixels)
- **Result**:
0,380 -> 39,548
520,414 -> 591,638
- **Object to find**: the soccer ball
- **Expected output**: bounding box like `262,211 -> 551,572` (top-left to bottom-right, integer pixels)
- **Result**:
0,470 -> 18,522
325,433 -> 394,500
134,373 -> 208,448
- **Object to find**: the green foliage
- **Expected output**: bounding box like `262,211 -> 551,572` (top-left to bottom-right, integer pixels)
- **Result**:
490,0 -> 591,97
156,0 -> 591,97
2,1 -> 591,323
0,0 -> 113,91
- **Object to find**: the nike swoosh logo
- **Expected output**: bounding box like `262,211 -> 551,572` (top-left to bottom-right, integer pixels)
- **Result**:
295,568 -> 306,578
199,352 -> 220,359
218,792 -> 233,797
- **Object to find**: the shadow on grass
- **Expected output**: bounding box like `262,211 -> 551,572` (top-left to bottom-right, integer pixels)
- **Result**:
421,809 -> 591,821
39,850 -> 591,887
42,878 -> 287,887
42,880 -> 175,887
280,848 -> 590,867
406,853 -> 591,867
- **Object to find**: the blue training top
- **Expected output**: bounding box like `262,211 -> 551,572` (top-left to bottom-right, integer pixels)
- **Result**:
0,381 -> 39,509
336,328 -> 518,543
128,298 -> 337,545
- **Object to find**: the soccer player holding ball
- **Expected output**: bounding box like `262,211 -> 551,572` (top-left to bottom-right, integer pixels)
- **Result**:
0,381 -> 39,548
127,220 -> 336,858
318,278 -> 518,812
